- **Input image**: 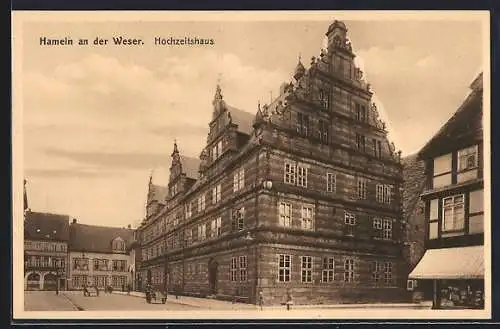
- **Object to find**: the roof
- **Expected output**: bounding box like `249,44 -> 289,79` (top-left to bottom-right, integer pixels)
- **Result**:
148,184 -> 168,204
180,155 -> 201,179
24,211 -> 70,242
418,73 -> 483,158
402,153 -> 426,219
69,223 -> 134,254
227,106 -> 254,135
409,245 -> 484,279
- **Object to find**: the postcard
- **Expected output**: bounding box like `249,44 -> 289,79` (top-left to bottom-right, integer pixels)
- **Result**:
12,10 -> 491,320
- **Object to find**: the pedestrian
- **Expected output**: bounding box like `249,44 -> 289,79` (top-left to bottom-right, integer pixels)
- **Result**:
259,290 -> 264,310
286,288 -> 293,310
127,284 -> 131,295
122,283 -> 125,292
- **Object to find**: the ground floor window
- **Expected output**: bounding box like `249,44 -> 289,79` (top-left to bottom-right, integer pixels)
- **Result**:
438,279 -> 484,309
112,275 -> 127,288
72,275 -> 88,288
93,275 -> 107,288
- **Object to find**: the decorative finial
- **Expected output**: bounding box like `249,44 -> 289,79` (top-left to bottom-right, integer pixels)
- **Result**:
298,53 -> 302,62
172,139 -> 179,156
148,169 -> 154,185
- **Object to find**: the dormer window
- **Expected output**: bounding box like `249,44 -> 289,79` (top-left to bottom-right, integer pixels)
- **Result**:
112,237 -> 125,252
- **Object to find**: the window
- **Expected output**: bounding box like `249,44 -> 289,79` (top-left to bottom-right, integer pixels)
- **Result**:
301,205 -> 314,230
191,227 -> 198,242
469,189 -> 484,234
278,254 -> 291,282
442,195 -> 465,231
407,279 -> 416,291
297,164 -> 308,187
185,203 -> 192,219
212,184 -> 221,204
357,178 -> 367,199
279,202 -> 292,227
356,134 -> 366,152
319,89 -> 330,109
216,217 -> 222,236
297,112 -> 309,136
301,256 -> 313,283
373,139 -> 382,159
433,153 -> 452,188
198,194 -> 206,212
384,262 -> 393,285
112,260 -> 126,272
198,224 -> 206,241
373,218 -> 393,239
233,167 -> 245,192
171,182 -> 178,196
356,104 -> 366,122
210,219 -> 216,238
230,257 -> 238,282
322,257 -> 335,283
344,211 -> 356,236
232,207 -> 245,231
344,258 -> 355,283
284,162 -> 296,185
371,261 -> 383,283
458,145 -> 478,171
376,184 -> 392,204
319,120 -> 329,144
73,258 -> 89,271
212,140 -> 223,161
326,173 -> 336,193
239,256 -> 247,281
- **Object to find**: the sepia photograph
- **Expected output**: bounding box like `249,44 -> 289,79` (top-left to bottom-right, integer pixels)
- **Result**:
11,10 -> 491,320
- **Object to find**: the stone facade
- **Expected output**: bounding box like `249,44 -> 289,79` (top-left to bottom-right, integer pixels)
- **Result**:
137,20 -> 409,305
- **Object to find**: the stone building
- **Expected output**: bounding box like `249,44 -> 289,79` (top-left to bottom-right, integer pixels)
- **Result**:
68,219 -> 135,291
409,72 -> 484,309
401,154 -> 428,298
137,20 -> 408,305
24,211 -> 70,291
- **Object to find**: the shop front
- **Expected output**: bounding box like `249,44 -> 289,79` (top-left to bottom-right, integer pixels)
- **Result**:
409,245 -> 484,309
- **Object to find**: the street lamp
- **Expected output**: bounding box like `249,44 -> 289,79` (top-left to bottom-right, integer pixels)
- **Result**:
262,179 -> 273,190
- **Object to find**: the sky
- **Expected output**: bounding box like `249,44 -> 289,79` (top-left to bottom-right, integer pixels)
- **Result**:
17,13 -> 486,228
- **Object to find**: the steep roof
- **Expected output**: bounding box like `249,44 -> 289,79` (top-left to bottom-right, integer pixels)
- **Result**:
25,211 -> 70,242
402,154 -> 426,220
69,222 -> 134,254
148,184 -> 168,205
418,73 -> 483,158
180,155 -> 201,179
227,106 -> 255,135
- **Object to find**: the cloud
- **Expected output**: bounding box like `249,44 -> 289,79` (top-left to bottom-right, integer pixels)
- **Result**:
43,148 -> 170,170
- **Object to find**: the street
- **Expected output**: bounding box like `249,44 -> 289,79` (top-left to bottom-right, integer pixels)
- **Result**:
24,291 -> 79,311
24,290 -> 434,315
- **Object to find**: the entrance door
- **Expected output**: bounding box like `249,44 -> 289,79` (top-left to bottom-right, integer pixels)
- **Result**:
208,259 -> 218,295
147,269 -> 152,285
26,273 -> 41,290
44,273 -> 58,291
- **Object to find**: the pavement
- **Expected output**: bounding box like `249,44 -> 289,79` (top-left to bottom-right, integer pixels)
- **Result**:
24,290 -> 433,313
24,291 -> 79,311
111,290 -> 433,310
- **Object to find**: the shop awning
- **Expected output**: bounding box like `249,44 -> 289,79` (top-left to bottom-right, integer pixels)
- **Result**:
409,245 -> 484,279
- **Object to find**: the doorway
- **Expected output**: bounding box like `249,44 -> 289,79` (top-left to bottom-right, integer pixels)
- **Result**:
208,258 -> 218,295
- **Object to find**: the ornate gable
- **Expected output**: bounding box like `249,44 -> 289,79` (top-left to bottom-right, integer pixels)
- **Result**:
252,19 -> 401,164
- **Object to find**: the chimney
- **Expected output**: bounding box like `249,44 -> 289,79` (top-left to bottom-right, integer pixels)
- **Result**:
72,218 -> 77,224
